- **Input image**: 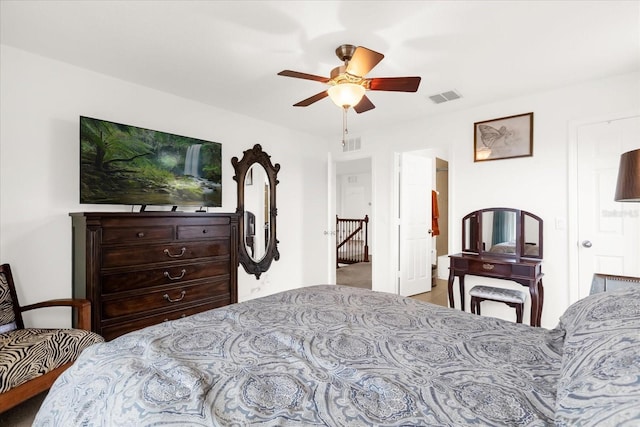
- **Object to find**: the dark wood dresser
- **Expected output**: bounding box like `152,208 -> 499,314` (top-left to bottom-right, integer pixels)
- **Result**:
70,212 -> 238,340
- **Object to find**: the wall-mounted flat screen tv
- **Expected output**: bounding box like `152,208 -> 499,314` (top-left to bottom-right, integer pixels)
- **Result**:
80,116 -> 222,207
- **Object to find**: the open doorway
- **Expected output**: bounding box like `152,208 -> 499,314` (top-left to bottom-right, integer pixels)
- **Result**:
412,157 -> 449,307
335,158 -> 373,290
393,151 -> 449,307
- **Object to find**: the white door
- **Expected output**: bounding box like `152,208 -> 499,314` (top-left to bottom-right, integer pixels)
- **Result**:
399,152 -> 432,296
576,115 -> 640,299
343,184 -> 366,218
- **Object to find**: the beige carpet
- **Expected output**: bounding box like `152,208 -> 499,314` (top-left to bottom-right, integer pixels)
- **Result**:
0,391 -> 47,426
336,261 -> 448,307
336,261 -> 372,289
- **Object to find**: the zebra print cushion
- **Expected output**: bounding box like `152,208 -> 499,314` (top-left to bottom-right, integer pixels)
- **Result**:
0,327 -> 104,393
0,272 -> 17,333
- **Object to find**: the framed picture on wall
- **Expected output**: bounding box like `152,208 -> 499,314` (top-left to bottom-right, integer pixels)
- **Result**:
474,112 -> 533,162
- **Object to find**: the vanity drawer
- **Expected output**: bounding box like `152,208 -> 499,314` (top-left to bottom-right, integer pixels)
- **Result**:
101,279 -> 231,319
468,260 -> 512,277
450,257 -> 469,270
102,240 -> 230,268
99,299 -> 229,341
102,226 -> 174,243
101,259 -> 230,294
512,264 -> 538,278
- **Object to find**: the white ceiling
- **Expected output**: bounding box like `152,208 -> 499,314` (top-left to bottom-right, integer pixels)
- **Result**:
1,1 -> 639,141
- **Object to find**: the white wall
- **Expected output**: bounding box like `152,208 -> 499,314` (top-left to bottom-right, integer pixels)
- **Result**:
331,72 -> 640,328
0,45 -> 329,327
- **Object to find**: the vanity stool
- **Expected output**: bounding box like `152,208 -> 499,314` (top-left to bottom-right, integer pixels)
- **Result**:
469,285 -> 528,323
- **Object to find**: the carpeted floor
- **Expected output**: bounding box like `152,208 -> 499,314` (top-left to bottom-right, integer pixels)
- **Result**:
0,391 -> 47,426
336,261 -> 449,307
336,261 -> 372,289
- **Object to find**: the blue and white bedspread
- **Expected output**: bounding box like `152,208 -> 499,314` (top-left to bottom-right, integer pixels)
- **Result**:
33,284 -> 640,426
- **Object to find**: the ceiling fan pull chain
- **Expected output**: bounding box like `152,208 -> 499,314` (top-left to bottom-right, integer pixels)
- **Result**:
342,107 -> 349,146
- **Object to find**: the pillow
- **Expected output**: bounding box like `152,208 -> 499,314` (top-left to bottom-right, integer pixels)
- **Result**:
0,272 -> 18,333
554,287 -> 640,426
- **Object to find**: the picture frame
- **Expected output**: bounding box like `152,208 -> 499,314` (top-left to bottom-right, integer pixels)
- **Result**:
474,112 -> 533,162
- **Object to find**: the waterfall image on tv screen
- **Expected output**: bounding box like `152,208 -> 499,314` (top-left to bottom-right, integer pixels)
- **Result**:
80,116 -> 222,207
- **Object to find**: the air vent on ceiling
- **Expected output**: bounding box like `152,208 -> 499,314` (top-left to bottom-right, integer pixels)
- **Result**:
342,136 -> 362,152
428,90 -> 462,104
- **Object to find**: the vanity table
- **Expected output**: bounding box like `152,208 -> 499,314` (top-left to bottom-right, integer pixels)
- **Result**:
448,208 -> 544,327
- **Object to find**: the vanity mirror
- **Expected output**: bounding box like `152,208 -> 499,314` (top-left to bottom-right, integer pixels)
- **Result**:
232,144 -> 280,278
462,207 -> 543,259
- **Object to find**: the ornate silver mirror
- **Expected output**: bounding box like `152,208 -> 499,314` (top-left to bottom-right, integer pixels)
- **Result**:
232,144 -> 280,279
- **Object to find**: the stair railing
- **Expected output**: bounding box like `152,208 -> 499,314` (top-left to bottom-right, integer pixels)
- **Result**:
336,215 -> 369,267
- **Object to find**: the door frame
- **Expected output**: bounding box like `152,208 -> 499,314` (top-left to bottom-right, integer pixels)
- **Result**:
328,153 -> 375,287
567,109 -> 640,304
327,152 -> 337,285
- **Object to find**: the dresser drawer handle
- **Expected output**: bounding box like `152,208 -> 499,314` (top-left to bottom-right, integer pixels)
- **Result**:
482,263 -> 495,270
164,269 -> 186,281
163,290 -> 186,303
137,232 -> 145,238
164,247 -> 186,258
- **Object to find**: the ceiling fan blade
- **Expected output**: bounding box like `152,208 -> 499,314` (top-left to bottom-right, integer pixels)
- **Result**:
369,76 -> 421,92
346,46 -> 384,77
353,95 -> 375,114
278,70 -> 330,83
293,91 -> 328,107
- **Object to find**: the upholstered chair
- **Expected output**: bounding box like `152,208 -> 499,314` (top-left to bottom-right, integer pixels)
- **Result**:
0,263 -> 104,413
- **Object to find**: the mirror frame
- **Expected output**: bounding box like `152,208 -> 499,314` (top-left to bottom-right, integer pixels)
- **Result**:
461,207 -> 543,260
232,144 -> 280,279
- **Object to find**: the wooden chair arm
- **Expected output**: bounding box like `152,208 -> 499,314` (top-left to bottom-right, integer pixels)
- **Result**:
20,298 -> 92,331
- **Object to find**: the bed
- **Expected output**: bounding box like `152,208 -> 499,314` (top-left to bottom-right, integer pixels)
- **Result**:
33,284 -> 640,426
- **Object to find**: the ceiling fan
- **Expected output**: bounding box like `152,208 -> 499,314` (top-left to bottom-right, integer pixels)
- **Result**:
278,44 -> 421,113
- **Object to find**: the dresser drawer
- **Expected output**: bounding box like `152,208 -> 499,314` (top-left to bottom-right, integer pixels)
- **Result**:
177,225 -> 230,240
468,260 -> 512,277
102,240 -> 230,268
102,226 -> 174,244
100,299 -> 229,341
101,259 -> 230,294
102,279 -> 230,319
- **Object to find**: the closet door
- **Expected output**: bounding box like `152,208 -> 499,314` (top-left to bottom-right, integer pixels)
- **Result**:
576,115 -> 640,299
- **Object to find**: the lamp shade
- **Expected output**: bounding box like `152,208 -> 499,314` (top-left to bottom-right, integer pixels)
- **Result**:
614,148 -> 640,202
328,83 -> 365,108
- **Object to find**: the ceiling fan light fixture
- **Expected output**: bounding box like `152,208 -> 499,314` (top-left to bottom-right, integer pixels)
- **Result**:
278,44 -> 420,113
328,83 -> 365,108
